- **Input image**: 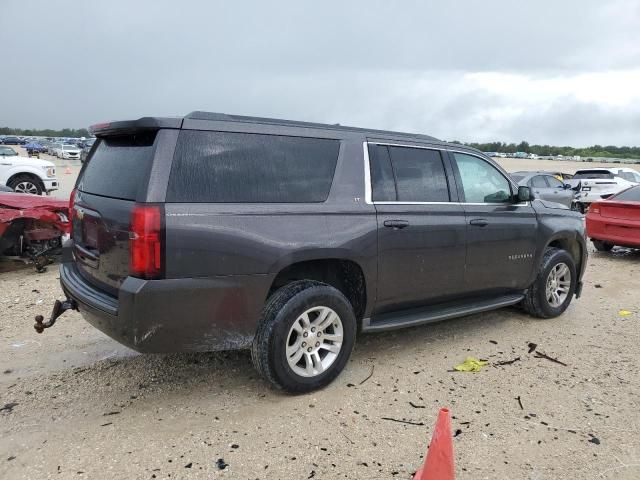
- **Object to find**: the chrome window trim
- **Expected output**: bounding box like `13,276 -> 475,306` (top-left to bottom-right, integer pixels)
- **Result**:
363,141 -> 527,207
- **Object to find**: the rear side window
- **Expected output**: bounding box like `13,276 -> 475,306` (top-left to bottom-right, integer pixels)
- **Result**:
388,146 -> 449,202
613,185 -> 640,201
368,144 -> 396,201
78,133 -> 157,200
368,144 -> 450,202
167,131 -> 339,203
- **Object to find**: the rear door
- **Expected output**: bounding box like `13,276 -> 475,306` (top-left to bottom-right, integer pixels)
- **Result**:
450,151 -> 538,293
73,130 -> 168,295
369,143 -> 467,312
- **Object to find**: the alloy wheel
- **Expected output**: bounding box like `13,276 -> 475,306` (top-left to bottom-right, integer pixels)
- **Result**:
285,306 -> 344,377
546,262 -> 571,308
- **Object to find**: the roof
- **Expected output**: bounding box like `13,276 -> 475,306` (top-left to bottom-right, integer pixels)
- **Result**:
184,111 -> 441,142
91,111 -> 441,144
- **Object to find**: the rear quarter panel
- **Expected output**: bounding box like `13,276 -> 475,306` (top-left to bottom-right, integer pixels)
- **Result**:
163,136 -> 378,315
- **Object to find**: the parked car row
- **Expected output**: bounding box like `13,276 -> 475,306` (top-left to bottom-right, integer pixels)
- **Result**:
510,167 -> 640,213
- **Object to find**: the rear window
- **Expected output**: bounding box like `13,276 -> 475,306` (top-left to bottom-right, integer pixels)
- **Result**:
167,131 -> 340,203
613,186 -> 640,201
573,171 -> 614,179
78,132 -> 157,200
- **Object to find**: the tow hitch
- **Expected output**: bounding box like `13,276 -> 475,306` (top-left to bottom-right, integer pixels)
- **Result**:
34,298 -> 78,333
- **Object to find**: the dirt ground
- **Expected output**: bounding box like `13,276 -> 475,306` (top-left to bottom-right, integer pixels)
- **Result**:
1,157 -> 640,480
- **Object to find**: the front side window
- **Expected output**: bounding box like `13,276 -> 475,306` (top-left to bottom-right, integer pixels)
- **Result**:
454,153 -> 512,203
531,176 -> 549,188
546,176 -> 565,188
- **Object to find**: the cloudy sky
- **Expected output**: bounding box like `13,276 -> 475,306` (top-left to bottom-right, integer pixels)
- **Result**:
2,0 -> 639,146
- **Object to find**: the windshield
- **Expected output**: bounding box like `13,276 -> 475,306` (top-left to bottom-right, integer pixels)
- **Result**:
0,146 -> 18,156
613,185 -> 640,201
62,144 -> 76,149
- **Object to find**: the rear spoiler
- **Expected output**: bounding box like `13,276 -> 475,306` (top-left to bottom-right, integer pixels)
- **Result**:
90,117 -> 183,137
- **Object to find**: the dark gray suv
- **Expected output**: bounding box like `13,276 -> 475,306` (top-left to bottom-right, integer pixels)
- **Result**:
38,112 -> 587,393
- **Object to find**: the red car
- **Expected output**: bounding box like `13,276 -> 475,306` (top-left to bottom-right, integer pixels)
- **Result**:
586,185 -> 640,251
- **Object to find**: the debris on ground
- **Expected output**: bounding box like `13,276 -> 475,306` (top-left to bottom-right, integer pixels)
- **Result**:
454,357 -> 488,372
527,342 -> 538,353
216,458 -> 228,470
409,401 -> 426,409
618,309 -> 633,317
359,365 -> 375,385
381,417 -> 425,426
0,402 -> 18,413
495,357 -> 520,366
588,434 -> 601,445
515,396 -> 524,410
533,351 -> 568,366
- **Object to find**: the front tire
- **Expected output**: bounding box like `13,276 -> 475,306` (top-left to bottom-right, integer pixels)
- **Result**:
8,175 -> 43,195
251,280 -> 357,393
592,240 -> 614,252
523,247 -> 577,319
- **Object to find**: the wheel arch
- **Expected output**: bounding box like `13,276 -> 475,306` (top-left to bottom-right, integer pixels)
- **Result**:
268,258 -> 368,323
6,170 -> 45,190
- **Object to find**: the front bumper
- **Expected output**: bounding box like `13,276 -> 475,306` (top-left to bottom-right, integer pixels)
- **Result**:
42,178 -> 59,192
59,261 -> 271,353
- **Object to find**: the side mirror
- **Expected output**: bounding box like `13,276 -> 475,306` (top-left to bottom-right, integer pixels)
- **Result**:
517,185 -> 534,202
563,183 -> 572,189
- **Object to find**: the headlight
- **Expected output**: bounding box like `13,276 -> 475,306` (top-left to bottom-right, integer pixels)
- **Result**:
46,167 -> 55,177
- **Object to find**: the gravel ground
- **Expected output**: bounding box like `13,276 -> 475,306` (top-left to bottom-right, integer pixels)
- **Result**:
1,156 -> 639,479
1,246 -> 639,479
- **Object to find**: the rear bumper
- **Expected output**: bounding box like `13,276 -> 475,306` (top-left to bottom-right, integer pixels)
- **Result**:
586,216 -> 640,248
60,261 -> 273,353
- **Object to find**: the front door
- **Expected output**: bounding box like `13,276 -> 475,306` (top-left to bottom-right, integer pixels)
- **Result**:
450,152 -> 538,293
369,143 -> 467,313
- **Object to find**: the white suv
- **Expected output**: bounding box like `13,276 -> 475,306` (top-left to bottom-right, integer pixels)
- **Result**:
0,146 -> 59,195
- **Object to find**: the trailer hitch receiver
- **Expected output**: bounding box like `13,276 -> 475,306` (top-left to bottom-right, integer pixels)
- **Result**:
34,299 -> 78,333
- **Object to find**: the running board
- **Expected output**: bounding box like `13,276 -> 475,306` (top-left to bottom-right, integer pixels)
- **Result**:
362,294 -> 525,332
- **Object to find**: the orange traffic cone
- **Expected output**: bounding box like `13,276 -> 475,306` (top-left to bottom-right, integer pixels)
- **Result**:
413,408 -> 455,480
64,164 -> 72,175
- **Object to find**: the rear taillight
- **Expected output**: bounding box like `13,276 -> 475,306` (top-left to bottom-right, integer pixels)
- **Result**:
589,204 -> 600,214
69,188 -> 77,236
129,205 -> 162,279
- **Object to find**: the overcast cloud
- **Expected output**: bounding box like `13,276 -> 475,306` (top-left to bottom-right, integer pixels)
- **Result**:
2,0 -> 639,146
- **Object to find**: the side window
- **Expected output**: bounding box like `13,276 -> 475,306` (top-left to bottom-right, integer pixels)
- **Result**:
546,176 -> 564,188
453,153 -> 512,203
368,145 -> 396,201
531,175 -> 549,188
167,131 -> 340,203
387,146 -> 450,202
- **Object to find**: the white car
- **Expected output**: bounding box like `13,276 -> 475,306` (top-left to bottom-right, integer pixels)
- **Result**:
0,149 -> 59,195
59,144 -> 81,160
570,167 -> 640,212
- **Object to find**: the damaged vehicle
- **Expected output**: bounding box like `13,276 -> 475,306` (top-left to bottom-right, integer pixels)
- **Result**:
569,167 -> 640,213
0,192 -> 70,271
37,112 -> 587,393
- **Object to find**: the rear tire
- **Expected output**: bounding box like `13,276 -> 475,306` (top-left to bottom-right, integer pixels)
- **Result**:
251,280 -> 357,393
523,247 -> 577,319
592,240 -> 614,252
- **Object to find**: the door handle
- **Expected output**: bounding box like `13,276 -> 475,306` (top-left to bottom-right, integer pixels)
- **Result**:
383,219 -> 410,229
469,219 -> 489,227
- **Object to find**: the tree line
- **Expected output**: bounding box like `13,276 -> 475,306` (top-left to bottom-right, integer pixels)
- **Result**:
0,127 -> 91,138
451,140 -> 640,160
